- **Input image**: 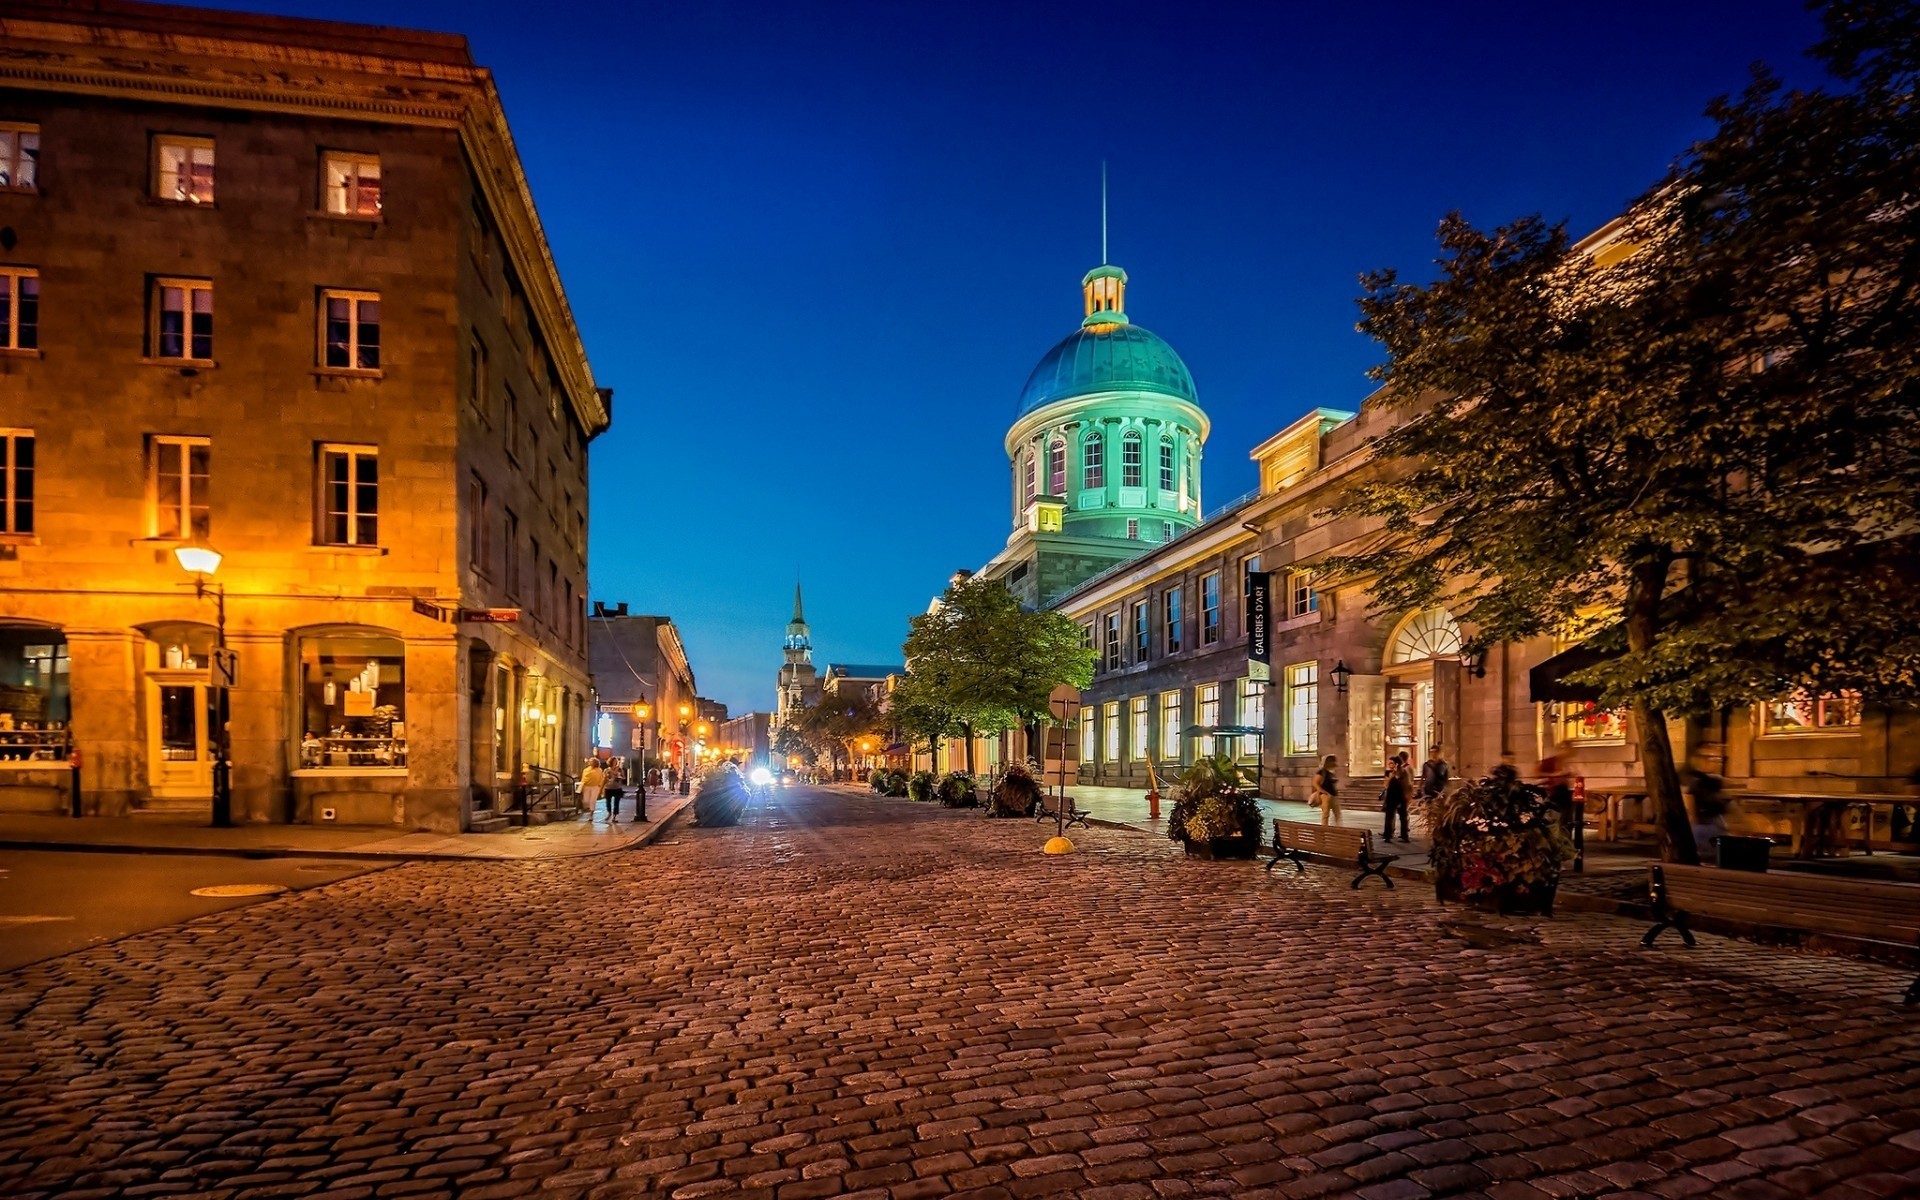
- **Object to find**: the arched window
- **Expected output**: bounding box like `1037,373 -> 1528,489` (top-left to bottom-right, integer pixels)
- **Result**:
1385,608 -> 1464,665
1047,438 -> 1066,497
1083,432 -> 1105,490
1121,432 -> 1143,488
1158,436 -> 1174,491
1022,449 -> 1036,507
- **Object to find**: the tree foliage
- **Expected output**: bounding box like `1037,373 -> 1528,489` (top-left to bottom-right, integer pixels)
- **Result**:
1327,1 -> 1920,862
783,691 -> 887,773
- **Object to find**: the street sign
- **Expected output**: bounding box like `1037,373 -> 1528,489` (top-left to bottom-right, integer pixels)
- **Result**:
211,647 -> 238,689
412,596 -> 452,622
460,608 -> 521,623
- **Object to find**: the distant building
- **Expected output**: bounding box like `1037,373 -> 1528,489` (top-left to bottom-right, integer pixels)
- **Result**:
587,604 -> 696,775
773,584 -> 817,735
0,1 -> 610,831
718,712 -> 772,772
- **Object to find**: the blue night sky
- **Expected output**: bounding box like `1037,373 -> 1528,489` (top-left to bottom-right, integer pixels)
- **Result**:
213,0 -> 1822,713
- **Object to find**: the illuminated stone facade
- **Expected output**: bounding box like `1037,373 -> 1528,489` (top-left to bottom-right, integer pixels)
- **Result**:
0,3 -> 610,831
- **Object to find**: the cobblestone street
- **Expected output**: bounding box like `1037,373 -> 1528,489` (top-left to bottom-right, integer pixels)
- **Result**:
3,786 -> 1918,1200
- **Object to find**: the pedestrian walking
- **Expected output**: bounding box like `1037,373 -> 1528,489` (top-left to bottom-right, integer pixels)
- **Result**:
1418,745 -> 1451,803
580,756 -> 606,818
1382,751 -> 1413,843
603,756 -> 626,820
1313,755 -> 1342,826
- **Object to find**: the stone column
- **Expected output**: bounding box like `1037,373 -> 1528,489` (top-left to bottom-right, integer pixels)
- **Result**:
66,630 -> 140,816
228,629 -> 288,824
404,636 -> 463,833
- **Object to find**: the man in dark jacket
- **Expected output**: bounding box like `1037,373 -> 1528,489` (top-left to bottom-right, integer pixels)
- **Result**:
1419,746 -> 1451,803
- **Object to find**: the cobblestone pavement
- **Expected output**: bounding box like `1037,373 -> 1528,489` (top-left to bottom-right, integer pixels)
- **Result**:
3,787 -> 1918,1200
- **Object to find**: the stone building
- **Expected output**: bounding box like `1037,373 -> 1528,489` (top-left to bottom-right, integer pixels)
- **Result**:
0,1 -> 609,830
587,605 -> 697,776
718,711 -> 771,773
773,584 -> 817,736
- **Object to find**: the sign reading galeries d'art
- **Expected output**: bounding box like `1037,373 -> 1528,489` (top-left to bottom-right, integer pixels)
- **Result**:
1247,571 -> 1272,682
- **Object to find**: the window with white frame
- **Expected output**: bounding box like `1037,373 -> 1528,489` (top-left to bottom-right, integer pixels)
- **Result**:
1286,568 -> 1318,619
0,267 -> 37,351
1201,571 -> 1221,645
1080,708 -> 1096,763
1103,701 -> 1121,762
0,430 -> 32,535
1126,518 -> 1139,540
1121,431 -> 1143,488
317,444 -> 378,546
150,436 -> 209,541
1083,432 -> 1104,489
151,278 -> 213,362
320,290 -> 380,370
1196,684 -> 1220,756
1558,701 -> 1626,743
0,123 -> 39,191
1158,437 -> 1174,491
1239,678 -> 1264,755
1103,612 -> 1121,671
1022,449 -> 1036,506
155,136 -> 215,204
1130,696 -> 1149,759
322,151 -> 382,217
1162,521 -> 1172,543
1761,692 -> 1862,735
1165,586 -> 1183,652
1285,662 -> 1318,755
1133,601 -> 1149,661
1160,690 -> 1181,763
1047,438 -> 1065,496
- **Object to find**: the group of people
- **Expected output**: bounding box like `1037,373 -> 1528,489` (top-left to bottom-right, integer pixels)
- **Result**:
1309,745 -> 1453,844
578,754 -> 638,820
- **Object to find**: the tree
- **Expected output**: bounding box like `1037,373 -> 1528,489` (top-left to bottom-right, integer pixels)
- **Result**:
899,572 -> 1095,773
885,671 -> 964,772
1327,1 -> 1920,864
793,690 -> 886,778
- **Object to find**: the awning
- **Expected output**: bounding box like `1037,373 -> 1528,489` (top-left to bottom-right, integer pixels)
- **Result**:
1528,633 -> 1619,704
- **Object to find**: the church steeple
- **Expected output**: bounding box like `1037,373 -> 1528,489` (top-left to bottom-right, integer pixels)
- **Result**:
784,583 -> 812,663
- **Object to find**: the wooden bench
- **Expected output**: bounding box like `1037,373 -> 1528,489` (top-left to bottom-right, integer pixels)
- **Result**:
1265,818 -> 1398,889
1642,863 -> 1920,1005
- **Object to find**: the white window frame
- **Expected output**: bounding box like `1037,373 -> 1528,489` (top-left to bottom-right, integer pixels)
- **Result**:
319,289 -> 381,372
0,266 -> 38,351
1201,571 -> 1221,645
322,150 -> 382,217
1080,709 -> 1096,763
1239,678 -> 1264,758
1103,612 -> 1121,671
1083,432 -> 1104,489
1557,701 -> 1627,744
154,135 -> 215,204
1287,568 -> 1319,619
0,122 -> 40,192
1126,517 -> 1139,540
1103,701 -> 1121,763
1130,696 -> 1149,760
1159,690 -> 1181,763
317,443 -> 379,547
149,435 -> 210,541
1121,432 -> 1143,488
1285,662 -> 1318,756
0,429 -> 32,535
1022,449 -> 1036,506
1759,692 -> 1862,737
1158,437 -> 1175,491
151,277 -> 213,363
1047,438 -> 1065,496
1196,684 -> 1221,757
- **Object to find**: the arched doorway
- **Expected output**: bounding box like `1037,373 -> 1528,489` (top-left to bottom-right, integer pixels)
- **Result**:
1382,608 -> 1463,767
140,623 -> 218,800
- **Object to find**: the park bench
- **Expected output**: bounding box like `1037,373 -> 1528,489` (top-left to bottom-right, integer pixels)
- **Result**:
1641,862 -> 1920,1005
1265,818 -> 1398,889
1034,796 -> 1092,831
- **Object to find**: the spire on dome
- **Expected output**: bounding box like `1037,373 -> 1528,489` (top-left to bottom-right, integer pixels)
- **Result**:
1082,264 -> 1129,329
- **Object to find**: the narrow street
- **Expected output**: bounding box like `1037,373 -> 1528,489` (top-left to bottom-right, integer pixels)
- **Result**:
2,786 -> 1917,1199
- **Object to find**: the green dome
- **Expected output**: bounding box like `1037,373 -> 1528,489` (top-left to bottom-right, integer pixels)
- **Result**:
1017,323 -> 1197,417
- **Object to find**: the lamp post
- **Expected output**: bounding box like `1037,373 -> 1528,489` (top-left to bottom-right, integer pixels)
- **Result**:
174,542 -> 232,828
631,700 -> 651,821
678,703 -> 693,794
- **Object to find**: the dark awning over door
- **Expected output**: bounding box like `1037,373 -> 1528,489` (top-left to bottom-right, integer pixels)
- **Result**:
1528,635 -> 1619,704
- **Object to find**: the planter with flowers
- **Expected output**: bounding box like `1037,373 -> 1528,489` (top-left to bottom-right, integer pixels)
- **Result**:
1426,767 -> 1575,916
1166,755 -> 1263,859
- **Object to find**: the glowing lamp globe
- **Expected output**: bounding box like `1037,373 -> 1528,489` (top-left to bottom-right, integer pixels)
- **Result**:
173,543 -> 223,577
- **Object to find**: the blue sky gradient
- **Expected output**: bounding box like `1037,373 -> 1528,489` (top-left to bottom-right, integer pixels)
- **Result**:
201,0 -> 1823,712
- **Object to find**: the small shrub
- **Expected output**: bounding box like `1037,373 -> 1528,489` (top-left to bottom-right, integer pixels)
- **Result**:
988,761 -> 1043,817
907,770 -> 936,802
937,771 -> 979,808
1165,754 -> 1260,844
869,768 -> 895,794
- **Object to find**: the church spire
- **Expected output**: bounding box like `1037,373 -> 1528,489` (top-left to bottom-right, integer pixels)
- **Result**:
784,583 -> 812,662
792,582 -> 805,625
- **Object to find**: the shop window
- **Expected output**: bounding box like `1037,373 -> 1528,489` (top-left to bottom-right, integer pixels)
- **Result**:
0,123 -> 39,192
154,135 -> 215,204
1761,692 -> 1862,736
0,623 -> 70,758
150,435 -> 210,540
1083,431 -> 1104,489
320,290 -> 380,371
1,430 -> 32,534
1160,690 -> 1181,763
1196,684 -> 1220,756
317,444 -> 379,546
151,278 -> 213,362
1130,696 -> 1149,760
298,632 -> 407,769
0,266 -> 38,350
1239,678 -> 1265,757
1558,701 -> 1627,744
322,150 -> 381,216
1285,662 -> 1318,756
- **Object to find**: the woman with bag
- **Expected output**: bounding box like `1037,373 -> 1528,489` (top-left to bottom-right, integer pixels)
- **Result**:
1313,755 -> 1342,826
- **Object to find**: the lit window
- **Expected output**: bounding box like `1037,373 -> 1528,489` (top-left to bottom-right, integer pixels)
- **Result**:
0,430 -> 32,534
155,136 -> 215,204
1130,696 -> 1149,760
1160,690 -> 1181,763
1048,438 -> 1065,496
1285,663 -> 1318,756
1103,701 -> 1120,762
1080,621 -> 1093,651
151,278 -> 213,362
1083,432 -> 1104,489
1762,692 -> 1862,735
1165,587 -> 1183,653
1159,437 -> 1174,491
150,436 -> 210,540
318,444 -> 378,546
1103,613 -> 1121,671
1122,432 -> 1143,488
1239,678 -> 1264,758
1197,684 -> 1220,756
1133,601 -> 1149,660
320,290 -> 380,370
0,123 -> 39,191
0,266 -> 37,350
322,151 -> 382,216
1080,708 -> 1096,763
1287,569 -> 1319,619
1201,571 -> 1221,645
1558,701 -> 1626,743
298,632 -> 407,769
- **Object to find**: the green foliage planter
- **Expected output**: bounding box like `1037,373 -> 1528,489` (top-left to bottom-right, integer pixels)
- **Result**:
987,763 -> 1043,817
1165,755 -> 1263,858
869,769 -> 895,795
936,771 -> 979,808
1427,770 -> 1575,916
907,770 -> 935,802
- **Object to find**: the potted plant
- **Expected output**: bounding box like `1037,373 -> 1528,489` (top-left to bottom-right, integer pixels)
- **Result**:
907,770 -> 935,802
869,768 -> 895,794
988,760 -> 1044,817
936,770 -> 979,808
1165,754 -> 1262,859
1426,767 -> 1575,915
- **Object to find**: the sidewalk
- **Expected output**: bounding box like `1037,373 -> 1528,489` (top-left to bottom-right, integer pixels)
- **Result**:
0,792 -> 693,862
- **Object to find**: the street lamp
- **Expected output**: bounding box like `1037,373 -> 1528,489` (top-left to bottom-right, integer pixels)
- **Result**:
173,541 -> 233,828
678,702 -> 693,794
631,700 -> 651,821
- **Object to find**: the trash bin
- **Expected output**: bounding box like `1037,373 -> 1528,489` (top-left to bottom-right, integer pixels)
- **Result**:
1714,835 -> 1773,872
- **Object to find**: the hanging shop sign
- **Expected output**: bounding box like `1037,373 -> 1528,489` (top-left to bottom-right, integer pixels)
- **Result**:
1247,571 -> 1272,683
